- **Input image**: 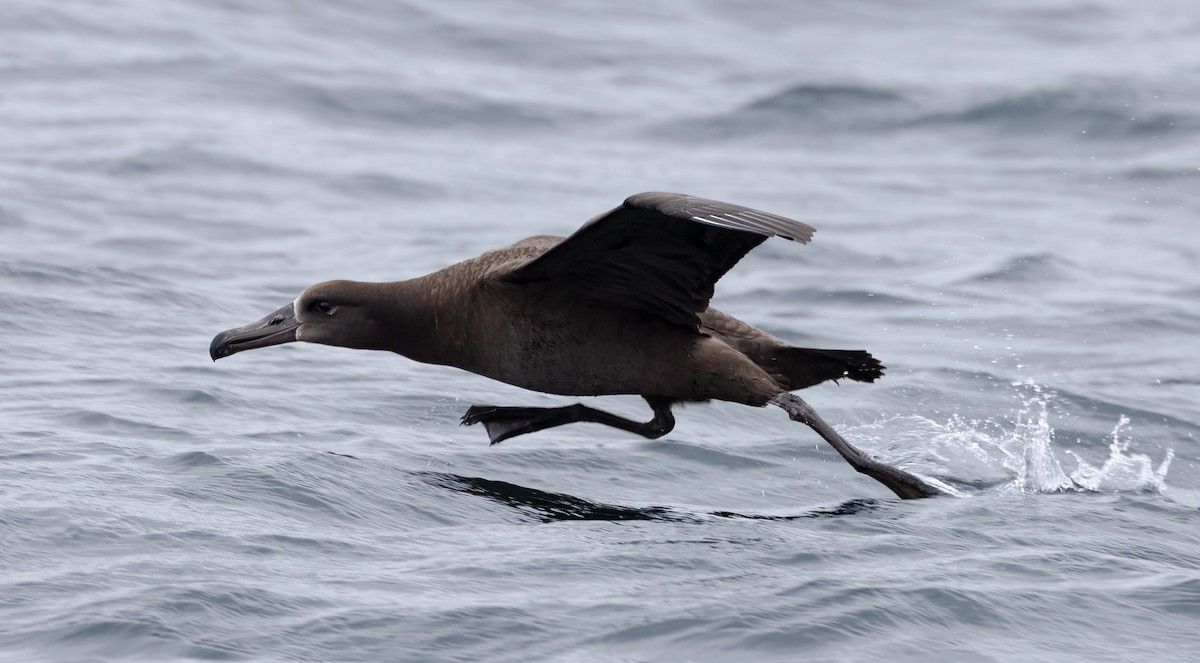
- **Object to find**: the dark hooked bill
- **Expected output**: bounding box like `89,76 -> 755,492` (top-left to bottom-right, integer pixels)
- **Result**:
210,302 -> 298,361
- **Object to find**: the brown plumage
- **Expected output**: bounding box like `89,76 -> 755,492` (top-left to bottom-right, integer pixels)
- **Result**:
210,192 -> 941,499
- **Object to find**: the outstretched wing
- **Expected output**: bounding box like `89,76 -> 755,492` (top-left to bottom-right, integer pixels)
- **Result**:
507,192 -> 814,329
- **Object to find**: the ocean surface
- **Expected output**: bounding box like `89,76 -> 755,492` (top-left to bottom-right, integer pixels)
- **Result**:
2,1 -> 1198,661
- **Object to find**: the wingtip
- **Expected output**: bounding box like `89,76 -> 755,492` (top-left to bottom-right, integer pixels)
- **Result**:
626,192 -> 816,244
783,226 -> 816,245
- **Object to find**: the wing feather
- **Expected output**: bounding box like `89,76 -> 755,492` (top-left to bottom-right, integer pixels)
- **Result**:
507,192 -> 814,329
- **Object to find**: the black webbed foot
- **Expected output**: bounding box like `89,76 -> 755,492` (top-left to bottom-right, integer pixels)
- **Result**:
461,405 -> 567,445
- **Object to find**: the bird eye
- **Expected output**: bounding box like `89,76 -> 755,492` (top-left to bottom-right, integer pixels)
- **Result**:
314,301 -> 335,314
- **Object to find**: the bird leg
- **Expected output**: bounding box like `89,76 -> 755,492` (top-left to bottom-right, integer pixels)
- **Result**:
462,396 -> 675,445
770,392 -> 944,499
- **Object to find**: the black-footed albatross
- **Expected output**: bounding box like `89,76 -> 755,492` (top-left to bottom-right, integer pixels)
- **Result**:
210,192 -> 943,499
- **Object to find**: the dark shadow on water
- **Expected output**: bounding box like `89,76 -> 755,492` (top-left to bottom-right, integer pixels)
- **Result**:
325,452 -> 889,522
416,469 -> 884,523
421,471 -> 681,522
711,498 -> 882,519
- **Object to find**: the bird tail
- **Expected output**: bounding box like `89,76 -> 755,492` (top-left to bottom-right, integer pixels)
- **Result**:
768,347 -> 885,391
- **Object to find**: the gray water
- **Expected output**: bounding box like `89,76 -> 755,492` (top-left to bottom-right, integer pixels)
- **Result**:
2,1 -> 1199,661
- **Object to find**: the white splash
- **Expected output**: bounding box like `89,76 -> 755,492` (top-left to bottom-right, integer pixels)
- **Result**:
1067,415 -> 1173,493
853,380 -> 1173,496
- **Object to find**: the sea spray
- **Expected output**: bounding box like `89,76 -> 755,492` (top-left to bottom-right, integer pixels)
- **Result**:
851,380 -> 1173,495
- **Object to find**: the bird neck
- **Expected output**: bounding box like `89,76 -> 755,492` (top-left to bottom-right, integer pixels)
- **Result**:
368,277 -> 459,366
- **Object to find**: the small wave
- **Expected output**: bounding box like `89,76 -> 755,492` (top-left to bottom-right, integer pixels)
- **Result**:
741,84 -> 907,116
662,81 -> 1197,142
162,450 -> 226,468
798,288 -> 924,306
958,252 -> 1077,284
0,205 -> 25,228
239,76 -> 565,131
96,144 -> 304,179
155,388 -> 224,406
1159,377 -> 1200,386
658,83 -> 912,138
0,259 -> 162,289
1126,578 -> 1200,617
329,172 -> 442,201
89,145 -> 440,202
1117,166 -> 1200,182
910,85 -> 1193,138
854,381 -> 1173,496
59,409 -> 189,438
